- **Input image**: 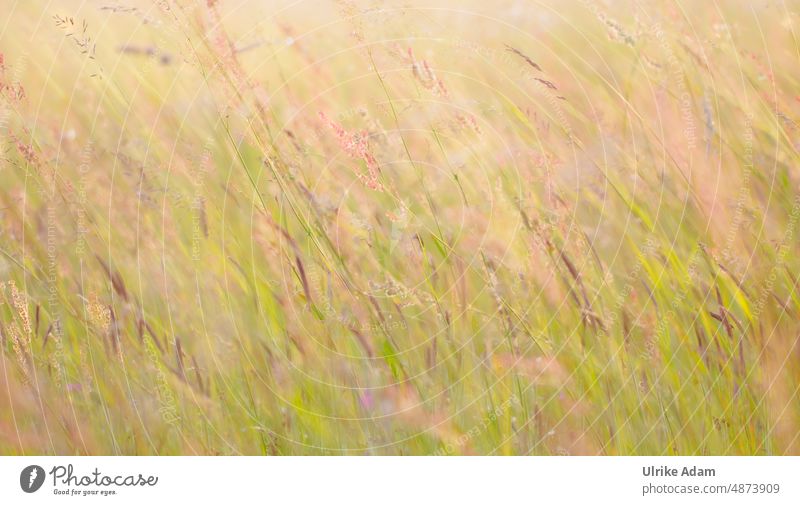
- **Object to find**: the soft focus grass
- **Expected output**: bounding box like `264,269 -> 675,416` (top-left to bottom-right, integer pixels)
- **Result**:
0,0 -> 798,455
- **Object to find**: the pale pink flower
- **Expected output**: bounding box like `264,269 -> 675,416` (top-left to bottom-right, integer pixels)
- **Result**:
319,112 -> 383,191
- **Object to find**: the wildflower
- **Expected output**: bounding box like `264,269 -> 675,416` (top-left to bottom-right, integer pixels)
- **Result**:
319,112 -> 383,190
407,48 -> 449,97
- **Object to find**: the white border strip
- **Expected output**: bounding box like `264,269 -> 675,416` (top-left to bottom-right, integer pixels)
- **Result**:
1,456 -> 797,503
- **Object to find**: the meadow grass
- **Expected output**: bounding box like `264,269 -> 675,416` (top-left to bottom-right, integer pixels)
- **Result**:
0,0 -> 798,455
